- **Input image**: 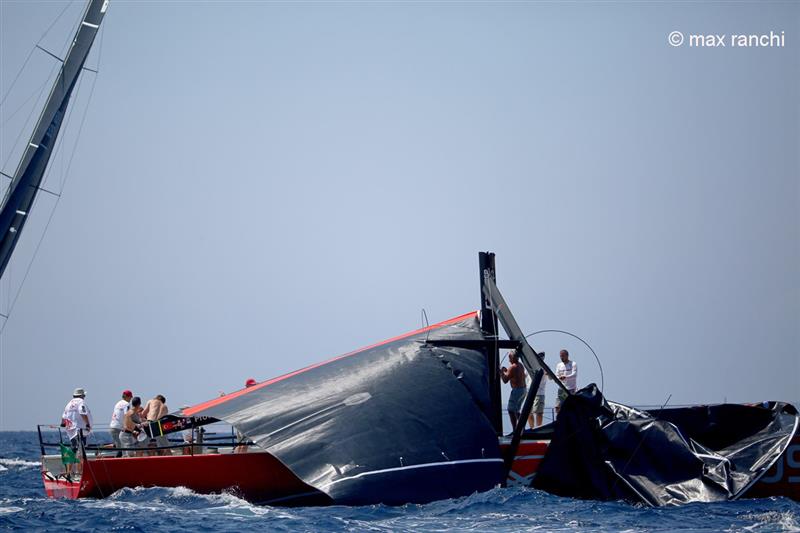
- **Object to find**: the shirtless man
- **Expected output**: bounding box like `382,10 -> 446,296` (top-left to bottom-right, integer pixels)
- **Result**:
142,395 -> 170,455
500,350 -> 527,430
120,397 -> 144,457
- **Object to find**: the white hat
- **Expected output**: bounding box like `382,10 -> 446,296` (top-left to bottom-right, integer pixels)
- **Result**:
73,387 -> 86,397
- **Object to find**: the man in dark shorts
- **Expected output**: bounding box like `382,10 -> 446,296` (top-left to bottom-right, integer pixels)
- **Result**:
500,350 -> 527,430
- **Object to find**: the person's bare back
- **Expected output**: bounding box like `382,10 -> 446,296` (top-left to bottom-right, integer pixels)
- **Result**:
142,397 -> 164,422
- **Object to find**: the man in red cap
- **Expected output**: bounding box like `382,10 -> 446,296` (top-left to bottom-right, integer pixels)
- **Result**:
109,390 -> 133,457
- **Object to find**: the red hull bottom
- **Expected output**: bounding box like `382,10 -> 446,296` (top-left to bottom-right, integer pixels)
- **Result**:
43,451 -> 326,505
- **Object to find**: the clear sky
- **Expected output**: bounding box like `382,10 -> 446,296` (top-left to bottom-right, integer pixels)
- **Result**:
0,1 -> 797,431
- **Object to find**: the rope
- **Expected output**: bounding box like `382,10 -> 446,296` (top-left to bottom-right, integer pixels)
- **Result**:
524,329 -> 604,394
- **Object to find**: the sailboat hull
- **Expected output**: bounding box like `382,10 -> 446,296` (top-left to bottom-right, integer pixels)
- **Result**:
42,451 -> 328,505
40,433 -> 800,504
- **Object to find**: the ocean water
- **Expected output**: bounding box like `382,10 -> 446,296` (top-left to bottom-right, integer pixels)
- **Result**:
1,431 -> 798,532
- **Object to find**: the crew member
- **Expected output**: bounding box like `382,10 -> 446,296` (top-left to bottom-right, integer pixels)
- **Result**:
61,387 -> 92,476
500,350 -> 526,430
143,395 -> 169,455
555,349 -> 577,415
527,353 -> 547,429
121,397 -> 144,457
109,390 -> 132,457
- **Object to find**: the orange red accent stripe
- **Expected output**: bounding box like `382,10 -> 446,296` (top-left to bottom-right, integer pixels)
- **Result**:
183,311 -> 478,416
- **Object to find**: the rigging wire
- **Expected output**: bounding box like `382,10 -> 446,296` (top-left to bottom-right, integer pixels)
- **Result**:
0,0 -> 82,200
1,1 -> 80,187
0,60 -> 61,185
52,4 -> 104,196
0,1 -> 74,108
524,329 -> 604,394
0,18 -> 104,334
1,76 -> 54,128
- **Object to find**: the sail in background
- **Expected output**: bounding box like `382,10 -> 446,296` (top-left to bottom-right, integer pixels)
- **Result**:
0,0 -> 108,281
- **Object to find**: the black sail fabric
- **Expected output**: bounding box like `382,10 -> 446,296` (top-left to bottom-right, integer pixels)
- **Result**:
532,385 -> 798,506
187,313 -> 504,505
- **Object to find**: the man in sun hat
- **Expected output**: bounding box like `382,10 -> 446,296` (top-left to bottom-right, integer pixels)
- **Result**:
60,387 -> 93,475
109,390 -> 133,457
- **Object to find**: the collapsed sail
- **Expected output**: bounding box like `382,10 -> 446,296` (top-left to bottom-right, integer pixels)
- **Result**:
532,384 -> 799,506
0,0 -> 109,280
185,312 -> 505,505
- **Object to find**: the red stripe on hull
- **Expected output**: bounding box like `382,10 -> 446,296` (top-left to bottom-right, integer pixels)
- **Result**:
501,440 -> 548,485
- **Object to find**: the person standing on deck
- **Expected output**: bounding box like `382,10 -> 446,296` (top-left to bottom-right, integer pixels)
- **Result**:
527,353 -> 547,429
555,349 -> 577,415
61,388 -> 93,475
142,395 -> 170,455
500,350 -> 527,431
120,397 -> 144,457
109,390 -> 132,457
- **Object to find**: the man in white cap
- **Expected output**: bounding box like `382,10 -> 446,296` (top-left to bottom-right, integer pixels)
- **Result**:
61,387 -> 93,475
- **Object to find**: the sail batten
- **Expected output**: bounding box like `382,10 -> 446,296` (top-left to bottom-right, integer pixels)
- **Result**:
0,0 -> 108,282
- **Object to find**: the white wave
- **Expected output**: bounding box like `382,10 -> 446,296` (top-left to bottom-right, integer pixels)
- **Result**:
0,457 -> 39,469
159,486 -> 294,517
741,511 -> 800,532
96,485 -> 296,518
0,506 -> 24,515
0,465 -> 7,472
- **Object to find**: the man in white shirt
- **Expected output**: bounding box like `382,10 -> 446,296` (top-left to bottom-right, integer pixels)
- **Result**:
109,390 -> 133,457
61,388 -> 93,475
555,349 -> 577,415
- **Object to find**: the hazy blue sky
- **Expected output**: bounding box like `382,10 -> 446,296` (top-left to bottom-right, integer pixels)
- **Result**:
0,1 -> 797,431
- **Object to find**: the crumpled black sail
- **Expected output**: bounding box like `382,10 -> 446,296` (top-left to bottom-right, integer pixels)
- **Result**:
188,313 -> 504,505
532,384 -> 798,506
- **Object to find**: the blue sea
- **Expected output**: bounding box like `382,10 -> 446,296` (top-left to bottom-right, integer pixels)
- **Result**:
1,431 -> 798,532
